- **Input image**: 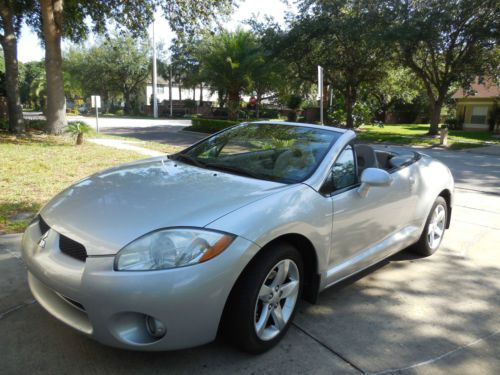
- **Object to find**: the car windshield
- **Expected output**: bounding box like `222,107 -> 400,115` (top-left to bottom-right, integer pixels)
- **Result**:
171,123 -> 342,183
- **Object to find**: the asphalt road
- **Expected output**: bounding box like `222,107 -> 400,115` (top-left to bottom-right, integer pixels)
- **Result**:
1,121 -> 499,374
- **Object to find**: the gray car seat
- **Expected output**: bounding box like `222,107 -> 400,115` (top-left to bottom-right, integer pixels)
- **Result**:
354,144 -> 379,175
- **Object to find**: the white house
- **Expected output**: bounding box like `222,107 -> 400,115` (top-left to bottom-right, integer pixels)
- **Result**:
145,76 -> 218,104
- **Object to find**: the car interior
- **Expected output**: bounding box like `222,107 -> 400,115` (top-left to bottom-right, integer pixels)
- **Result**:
354,144 -> 418,175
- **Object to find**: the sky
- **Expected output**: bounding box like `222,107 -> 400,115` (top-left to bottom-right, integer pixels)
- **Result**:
17,0 -> 296,63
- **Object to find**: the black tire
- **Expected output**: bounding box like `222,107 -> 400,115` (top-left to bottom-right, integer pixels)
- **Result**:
222,242 -> 303,353
411,196 -> 447,256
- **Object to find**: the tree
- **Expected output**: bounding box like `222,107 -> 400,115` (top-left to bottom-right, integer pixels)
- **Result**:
390,0 -> 500,134
102,35 -> 151,113
31,0 -> 235,134
198,30 -> 264,120
0,0 -> 33,132
279,0 -> 390,128
19,61 -> 45,108
369,66 -> 421,122
65,35 -> 151,113
246,20 -> 289,117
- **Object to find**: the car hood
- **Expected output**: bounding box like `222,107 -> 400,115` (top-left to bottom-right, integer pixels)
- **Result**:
40,157 -> 287,255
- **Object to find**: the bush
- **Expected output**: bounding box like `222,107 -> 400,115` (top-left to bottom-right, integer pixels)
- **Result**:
183,99 -> 197,109
444,117 -> 462,130
191,117 -> 240,133
259,109 -> 280,119
211,108 -> 228,118
25,119 -> 47,131
287,95 -> 302,110
65,121 -> 94,145
66,107 -> 80,116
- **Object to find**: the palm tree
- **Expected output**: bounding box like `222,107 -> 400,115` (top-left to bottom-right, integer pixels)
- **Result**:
198,30 -> 263,120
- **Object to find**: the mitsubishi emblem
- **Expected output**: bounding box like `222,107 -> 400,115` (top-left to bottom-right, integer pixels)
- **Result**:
38,231 -> 49,249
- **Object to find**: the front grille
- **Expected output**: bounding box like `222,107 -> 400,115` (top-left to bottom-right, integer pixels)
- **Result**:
59,235 -> 87,262
39,216 -> 50,234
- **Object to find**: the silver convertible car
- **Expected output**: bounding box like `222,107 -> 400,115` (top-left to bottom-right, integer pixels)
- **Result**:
22,121 -> 453,353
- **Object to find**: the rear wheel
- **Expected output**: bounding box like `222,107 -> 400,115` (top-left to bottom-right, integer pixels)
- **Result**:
411,196 -> 447,256
223,243 -> 303,353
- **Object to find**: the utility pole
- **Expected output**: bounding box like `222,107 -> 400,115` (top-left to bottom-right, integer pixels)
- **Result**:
152,19 -> 158,118
169,62 -> 173,117
318,66 -> 324,125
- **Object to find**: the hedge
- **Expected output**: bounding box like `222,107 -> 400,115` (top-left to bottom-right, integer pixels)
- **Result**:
190,117 -> 241,133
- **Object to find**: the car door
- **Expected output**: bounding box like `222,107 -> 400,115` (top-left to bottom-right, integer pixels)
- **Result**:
323,145 -> 415,277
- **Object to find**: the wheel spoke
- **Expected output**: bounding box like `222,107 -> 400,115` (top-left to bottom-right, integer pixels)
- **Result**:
258,284 -> 273,302
280,280 -> 299,299
434,226 -> 443,237
437,208 -> 445,223
255,304 -> 271,336
428,227 -> 435,247
273,260 -> 289,286
271,304 -> 286,330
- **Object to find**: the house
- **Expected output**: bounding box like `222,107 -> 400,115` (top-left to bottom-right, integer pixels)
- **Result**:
452,79 -> 499,131
145,76 -> 218,105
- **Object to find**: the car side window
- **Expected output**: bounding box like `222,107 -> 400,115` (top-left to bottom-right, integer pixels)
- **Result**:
332,146 -> 356,190
320,145 -> 357,195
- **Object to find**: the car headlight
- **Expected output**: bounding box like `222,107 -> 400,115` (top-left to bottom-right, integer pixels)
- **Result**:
114,228 -> 235,271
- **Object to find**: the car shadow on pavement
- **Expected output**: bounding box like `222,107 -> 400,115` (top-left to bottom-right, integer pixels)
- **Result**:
295,246 -> 500,374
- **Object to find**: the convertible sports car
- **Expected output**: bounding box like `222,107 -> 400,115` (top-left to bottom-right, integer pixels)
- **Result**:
22,121 -> 453,353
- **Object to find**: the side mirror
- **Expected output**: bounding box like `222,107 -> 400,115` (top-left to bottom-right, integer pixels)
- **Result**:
357,168 -> 392,197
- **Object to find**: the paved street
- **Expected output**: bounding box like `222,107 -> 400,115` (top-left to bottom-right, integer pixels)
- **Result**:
80,116 -> 204,148
1,121 -> 499,374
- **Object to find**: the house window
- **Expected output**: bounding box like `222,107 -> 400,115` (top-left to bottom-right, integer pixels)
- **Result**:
470,106 -> 488,124
157,85 -> 165,94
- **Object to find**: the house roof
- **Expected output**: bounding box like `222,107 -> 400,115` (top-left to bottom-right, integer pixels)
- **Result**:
453,79 -> 500,99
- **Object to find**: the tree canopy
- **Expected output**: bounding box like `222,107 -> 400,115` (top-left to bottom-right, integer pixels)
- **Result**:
198,30 -> 265,120
389,0 -> 500,134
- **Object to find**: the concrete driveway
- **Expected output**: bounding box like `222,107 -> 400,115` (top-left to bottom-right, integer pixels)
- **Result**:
1,134 -> 499,374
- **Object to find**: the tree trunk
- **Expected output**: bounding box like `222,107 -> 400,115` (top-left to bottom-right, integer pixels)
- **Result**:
428,100 -> 442,135
123,91 -> 131,114
178,85 -> 182,101
344,86 -> 357,129
345,96 -> 354,129
41,0 -> 66,134
0,3 -> 24,133
256,91 -> 261,119
227,90 -> 239,120
199,83 -> 203,104
76,132 -> 83,145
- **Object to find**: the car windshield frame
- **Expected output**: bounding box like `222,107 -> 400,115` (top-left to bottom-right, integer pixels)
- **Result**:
170,122 -> 342,184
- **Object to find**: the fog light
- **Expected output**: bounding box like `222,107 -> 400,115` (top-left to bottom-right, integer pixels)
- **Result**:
145,315 -> 166,339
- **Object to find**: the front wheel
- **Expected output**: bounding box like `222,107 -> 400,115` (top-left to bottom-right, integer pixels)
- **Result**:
411,196 -> 447,256
223,243 -> 303,353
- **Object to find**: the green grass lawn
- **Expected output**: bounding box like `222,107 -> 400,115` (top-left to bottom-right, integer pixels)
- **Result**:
357,124 -> 500,149
0,132 -> 146,234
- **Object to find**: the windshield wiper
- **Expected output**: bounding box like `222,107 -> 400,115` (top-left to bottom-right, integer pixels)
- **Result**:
203,162 -> 272,181
169,153 -> 207,168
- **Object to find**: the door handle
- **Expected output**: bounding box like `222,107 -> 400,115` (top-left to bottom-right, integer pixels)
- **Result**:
409,176 -> 415,185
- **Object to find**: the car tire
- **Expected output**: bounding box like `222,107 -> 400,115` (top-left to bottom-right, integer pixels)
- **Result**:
223,243 -> 303,353
411,196 -> 447,256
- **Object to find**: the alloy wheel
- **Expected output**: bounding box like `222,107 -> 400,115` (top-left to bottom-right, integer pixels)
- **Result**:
254,259 -> 300,341
427,204 -> 446,250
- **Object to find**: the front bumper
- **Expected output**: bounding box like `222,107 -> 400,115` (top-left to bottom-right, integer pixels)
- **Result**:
21,219 -> 260,350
